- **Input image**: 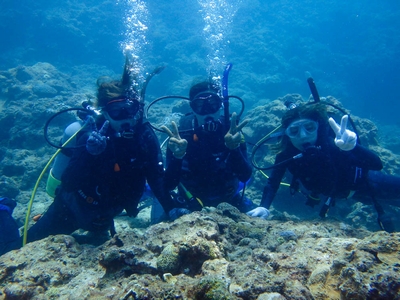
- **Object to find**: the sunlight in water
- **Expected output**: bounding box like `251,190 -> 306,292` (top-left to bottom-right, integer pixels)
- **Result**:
118,0 -> 150,86
198,0 -> 242,81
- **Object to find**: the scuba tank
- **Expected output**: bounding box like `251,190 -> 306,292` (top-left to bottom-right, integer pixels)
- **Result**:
44,100 -> 102,197
45,121 -> 83,197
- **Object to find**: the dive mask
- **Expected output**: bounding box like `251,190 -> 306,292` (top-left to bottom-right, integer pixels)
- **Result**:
190,92 -> 222,115
104,98 -> 139,121
285,119 -> 319,139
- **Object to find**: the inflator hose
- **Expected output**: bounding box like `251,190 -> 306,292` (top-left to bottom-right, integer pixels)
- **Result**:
23,123 -> 87,246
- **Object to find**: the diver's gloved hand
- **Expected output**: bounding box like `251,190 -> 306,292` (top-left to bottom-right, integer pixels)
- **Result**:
246,207 -> 270,219
224,113 -> 249,150
328,115 -> 357,151
0,197 -> 16,215
86,119 -> 109,155
161,121 -> 188,159
168,208 -> 191,221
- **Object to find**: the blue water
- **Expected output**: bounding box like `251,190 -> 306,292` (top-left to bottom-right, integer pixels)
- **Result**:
1,0 -> 399,124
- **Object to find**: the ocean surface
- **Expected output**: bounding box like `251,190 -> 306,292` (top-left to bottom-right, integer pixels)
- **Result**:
1,0 -> 399,124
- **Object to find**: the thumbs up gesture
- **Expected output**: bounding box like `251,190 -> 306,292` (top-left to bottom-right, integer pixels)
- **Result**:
86,117 -> 109,155
328,115 -> 357,151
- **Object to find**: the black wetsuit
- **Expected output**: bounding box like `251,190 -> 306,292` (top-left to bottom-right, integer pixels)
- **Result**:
166,114 -> 253,211
1,122 -> 173,255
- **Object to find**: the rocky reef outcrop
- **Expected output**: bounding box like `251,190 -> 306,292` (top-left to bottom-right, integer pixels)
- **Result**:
1,203 -> 399,299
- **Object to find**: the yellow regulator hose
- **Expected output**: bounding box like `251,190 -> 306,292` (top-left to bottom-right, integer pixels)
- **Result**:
23,125 -> 86,246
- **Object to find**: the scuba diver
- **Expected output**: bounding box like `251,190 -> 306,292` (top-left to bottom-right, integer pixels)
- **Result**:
151,74 -> 266,223
0,197 -> 19,255
0,59 -> 175,256
249,99 -> 399,232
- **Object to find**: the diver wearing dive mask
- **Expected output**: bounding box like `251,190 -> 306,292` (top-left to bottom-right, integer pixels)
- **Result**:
285,119 -> 319,151
102,97 -> 142,138
190,91 -> 223,131
151,80 -> 254,224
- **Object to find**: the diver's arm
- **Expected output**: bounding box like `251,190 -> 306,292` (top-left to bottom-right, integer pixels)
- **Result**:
164,147 -> 182,191
224,115 -> 252,182
226,141 -> 252,182
142,125 -> 174,213
259,153 -> 287,209
351,144 -> 383,170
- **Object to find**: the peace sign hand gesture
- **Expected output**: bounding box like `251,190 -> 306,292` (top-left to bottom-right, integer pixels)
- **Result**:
86,118 -> 109,155
328,115 -> 357,151
161,121 -> 188,159
224,112 -> 249,150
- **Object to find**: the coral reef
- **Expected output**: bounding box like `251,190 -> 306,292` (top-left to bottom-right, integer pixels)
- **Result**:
1,203 -> 399,299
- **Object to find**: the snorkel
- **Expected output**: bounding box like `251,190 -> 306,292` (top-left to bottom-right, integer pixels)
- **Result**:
222,63 -> 233,132
306,76 -> 321,103
306,74 -> 360,141
106,57 -> 165,138
140,65 -> 166,104
109,56 -> 140,138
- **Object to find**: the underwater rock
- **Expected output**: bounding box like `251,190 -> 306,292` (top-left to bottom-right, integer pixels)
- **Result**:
189,275 -> 234,300
162,273 -> 177,285
0,175 -> 20,198
7,84 -> 31,100
278,230 -> 297,241
217,202 -> 244,221
308,265 -> 330,284
1,204 -> 400,299
257,292 -> 286,300
0,62 -> 87,198
32,82 -> 58,98
3,283 -> 36,300
171,99 -> 191,114
14,66 -> 34,82
156,243 -> 181,274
